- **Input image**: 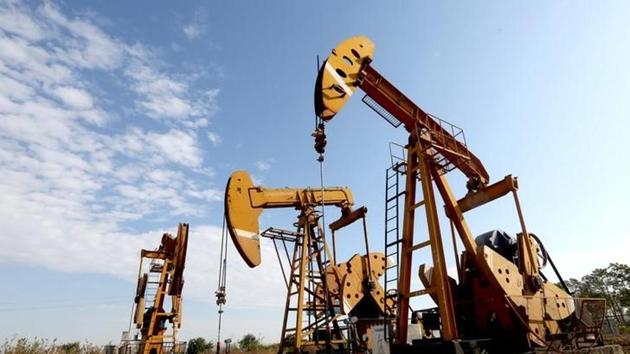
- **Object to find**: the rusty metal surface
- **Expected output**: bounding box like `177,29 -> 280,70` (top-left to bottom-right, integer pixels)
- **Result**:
359,64 -> 489,185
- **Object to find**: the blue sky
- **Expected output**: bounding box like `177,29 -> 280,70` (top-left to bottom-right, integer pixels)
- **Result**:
1,0 -> 629,346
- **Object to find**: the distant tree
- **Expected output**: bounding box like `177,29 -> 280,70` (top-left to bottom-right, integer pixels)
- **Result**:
566,263 -> 630,324
59,342 -> 81,353
238,334 -> 260,352
563,278 -> 583,295
187,337 -> 214,354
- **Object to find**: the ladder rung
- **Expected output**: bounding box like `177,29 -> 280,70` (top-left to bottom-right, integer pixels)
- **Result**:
386,192 -> 405,203
386,240 -> 401,247
410,288 -> 433,298
386,265 -> 398,270
412,200 -> 425,209
385,199 -> 398,207
412,240 -> 431,251
386,278 -> 398,283
386,215 -> 397,222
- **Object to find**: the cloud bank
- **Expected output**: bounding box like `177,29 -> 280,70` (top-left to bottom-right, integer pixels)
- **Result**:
0,0 -> 285,311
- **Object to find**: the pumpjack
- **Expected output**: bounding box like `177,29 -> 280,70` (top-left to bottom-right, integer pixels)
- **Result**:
224,171 -> 393,353
122,224 -> 189,354
313,36 -> 609,353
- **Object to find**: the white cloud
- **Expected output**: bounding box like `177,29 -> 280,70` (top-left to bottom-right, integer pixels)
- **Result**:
124,59 -> 219,121
182,11 -> 206,40
0,1 -> 217,125
183,23 -> 204,40
38,2 -> 123,70
0,1 -> 305,345
184,118 -> 209,129
255,161 -> 271,172
0,3 -> 46,41
147,129 -> 203,167
53,85 -> 94,109
124,61 -> 191,118
207,131 -> 221,146
0,0 -> 234,304
0,76 -> 35,100
206,88 -> 220,100
255,158 -> 275,173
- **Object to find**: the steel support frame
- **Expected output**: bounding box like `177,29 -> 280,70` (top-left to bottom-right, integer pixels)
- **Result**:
417,143 -> 458,342
278,227 -> 301,354
143,257 -> 172,354
278,219 -> 311,353
294,221 -> 310,349
396,137 -> 458,344
277,212 -> 339,354
396,138 -> 418,343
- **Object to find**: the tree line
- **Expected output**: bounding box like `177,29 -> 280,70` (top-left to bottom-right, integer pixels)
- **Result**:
187,334 -> 277,354
564,263 -> 629,324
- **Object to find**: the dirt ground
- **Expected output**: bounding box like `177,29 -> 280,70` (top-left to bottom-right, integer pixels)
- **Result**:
606,334 -> 630,352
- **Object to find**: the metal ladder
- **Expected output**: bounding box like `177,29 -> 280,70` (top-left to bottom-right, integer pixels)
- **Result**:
384,159 -> 406,340
144,262 -> 164,311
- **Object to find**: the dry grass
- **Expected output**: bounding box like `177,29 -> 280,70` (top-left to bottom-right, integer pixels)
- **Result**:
1,337 -> 101,354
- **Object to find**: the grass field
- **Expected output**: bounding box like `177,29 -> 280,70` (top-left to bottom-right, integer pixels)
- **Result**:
3,336 -> 629,354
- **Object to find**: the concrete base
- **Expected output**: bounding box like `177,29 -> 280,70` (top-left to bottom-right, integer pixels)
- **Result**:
535,345 -> 625,354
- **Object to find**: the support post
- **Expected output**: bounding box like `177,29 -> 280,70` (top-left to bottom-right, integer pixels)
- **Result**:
432,170 -> 478,258
295,220 -> 310,350
396,138 -> 418,344
512,189 -> 539,293
417,144 -> 458,341
277,226 -> 302,354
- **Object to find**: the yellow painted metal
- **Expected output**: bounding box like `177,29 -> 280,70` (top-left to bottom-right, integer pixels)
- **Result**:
293,224 -> 310,348
143,257 -> 171,354
225,170 -> 352,268
475,245 -> 573,346
432,168 -> 479,259
456,175 -> 518,214
319,253 -> 390,313
309,36 -> 591,350
224,170 -> 360,352
313,252 -> 391,352
224,171 -> 263,268
314,36 -> 374,121
417,141 -> 458,341
455,174 -> 541,293
396,138 -> 418,343
512,189 -> 541,292
127,224 -> 188,354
